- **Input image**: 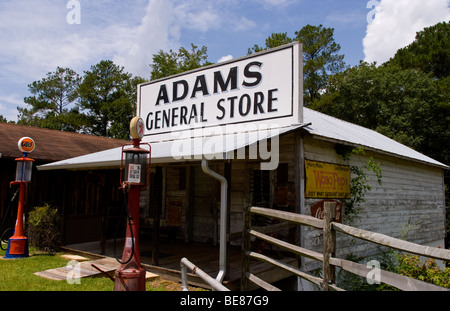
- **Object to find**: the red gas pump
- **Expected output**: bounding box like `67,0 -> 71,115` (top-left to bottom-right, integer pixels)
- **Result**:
4,137 -> 35,259
114,117 -> 151,291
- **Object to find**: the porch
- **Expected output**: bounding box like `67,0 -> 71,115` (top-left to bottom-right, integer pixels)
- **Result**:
63,237 -> 298,290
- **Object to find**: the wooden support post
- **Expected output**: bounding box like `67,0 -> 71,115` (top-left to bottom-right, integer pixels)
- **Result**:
322,201 -> 336,291
241,207 -> 251,291
152,167 -> 162,266
225,161 -> 231,280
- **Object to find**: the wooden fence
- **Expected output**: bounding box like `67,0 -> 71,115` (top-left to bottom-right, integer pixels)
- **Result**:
241,202 -> 450,291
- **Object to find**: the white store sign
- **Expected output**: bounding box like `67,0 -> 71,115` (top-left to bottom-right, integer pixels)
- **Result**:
138,42 -> 302,139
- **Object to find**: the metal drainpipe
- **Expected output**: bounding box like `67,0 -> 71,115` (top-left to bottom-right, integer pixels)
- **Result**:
201,159 -> 227,283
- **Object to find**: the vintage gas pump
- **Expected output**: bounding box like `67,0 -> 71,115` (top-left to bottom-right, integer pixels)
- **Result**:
114,116 -> 151,291
4,137 -> 35,259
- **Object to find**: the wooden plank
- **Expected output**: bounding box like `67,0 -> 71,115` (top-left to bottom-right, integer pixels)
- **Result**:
249,227 -> 448,291
245,272 -> 281,291
322,201 -> 336,290
250,206 -> 323,229
241,207 -> 251,291
248,251 -> 343,291
332,222 -> 450,261
249,229 -> 323,262
34,270 -> 67,281
253,222 -> 296,235
330,257 -> 449,291
35,257 -> 122,281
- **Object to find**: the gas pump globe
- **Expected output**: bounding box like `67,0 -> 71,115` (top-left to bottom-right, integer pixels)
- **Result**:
121,116 -> 151,187
16,137 -> 35,182
4,137 -> 35,259
114,116 -> 151,291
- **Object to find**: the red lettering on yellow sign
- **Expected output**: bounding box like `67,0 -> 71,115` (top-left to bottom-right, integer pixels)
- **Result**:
305,160 -> 350,199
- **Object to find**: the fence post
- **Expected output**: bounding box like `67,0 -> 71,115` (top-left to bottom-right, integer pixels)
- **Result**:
241,206 -> 251,291
322,201 -> 336,291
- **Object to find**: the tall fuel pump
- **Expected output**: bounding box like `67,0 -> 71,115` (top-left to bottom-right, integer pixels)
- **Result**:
114,116 -> 151,291
4,137 -> 35,259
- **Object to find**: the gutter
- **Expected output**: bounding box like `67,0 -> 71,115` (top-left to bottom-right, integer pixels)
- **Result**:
201,159 -> 228,283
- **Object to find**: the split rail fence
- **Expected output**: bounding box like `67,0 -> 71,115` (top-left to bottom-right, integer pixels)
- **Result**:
241,202 -> 450,291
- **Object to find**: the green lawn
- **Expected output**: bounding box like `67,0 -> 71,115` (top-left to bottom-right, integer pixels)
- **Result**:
0,244 -> 168,291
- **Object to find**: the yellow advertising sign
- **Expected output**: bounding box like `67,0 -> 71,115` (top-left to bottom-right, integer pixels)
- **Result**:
305,160 -> 350,199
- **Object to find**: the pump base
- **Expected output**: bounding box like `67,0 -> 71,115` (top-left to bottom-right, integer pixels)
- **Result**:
113,267 -> 146,291
4,237 -> 29,259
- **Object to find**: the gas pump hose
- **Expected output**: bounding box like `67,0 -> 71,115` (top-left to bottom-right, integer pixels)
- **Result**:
113,188 -> 135,265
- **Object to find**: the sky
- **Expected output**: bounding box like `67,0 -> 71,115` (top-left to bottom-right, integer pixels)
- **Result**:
0,0 -> 449,122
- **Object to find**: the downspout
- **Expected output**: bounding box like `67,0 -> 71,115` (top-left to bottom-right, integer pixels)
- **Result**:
201,159 -> 227,283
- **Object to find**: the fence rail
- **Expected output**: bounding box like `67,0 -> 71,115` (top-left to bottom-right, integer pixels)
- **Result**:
242,203 -> 450,291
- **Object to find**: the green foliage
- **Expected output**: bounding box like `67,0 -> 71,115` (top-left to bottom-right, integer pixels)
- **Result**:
314,62 -> 449,167
27,204 -> 61,252
388,21 -> 449,79
150,44 -> 212,81
248,25 -> 346,106
18,62 -> 145,139
336,146 -> 382,222
295,24 -> 346,105
76,60 -> 142,139
336,251 -> 397,291
337,250 -> 450,291
18,67 -> 82,131
396,253 -> 450,288
248,32 -> 293,54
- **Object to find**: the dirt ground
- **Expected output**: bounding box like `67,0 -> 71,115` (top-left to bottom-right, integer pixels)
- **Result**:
147,277 -> 207,291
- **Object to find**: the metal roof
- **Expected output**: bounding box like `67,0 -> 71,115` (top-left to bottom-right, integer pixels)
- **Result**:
37,124 -> 306,170
302,108 -> 448,169
37,108 -> 448,170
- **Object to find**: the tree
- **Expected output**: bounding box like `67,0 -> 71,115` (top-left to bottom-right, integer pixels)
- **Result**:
248,25 -> 345,106
312,62 -> 449,166
295,24 -> 346,105
150,44 -> 212,80
387,21 -> 449,79
76,60 -> 141,139
18,67 -> 82,131
248,32 -> 293,54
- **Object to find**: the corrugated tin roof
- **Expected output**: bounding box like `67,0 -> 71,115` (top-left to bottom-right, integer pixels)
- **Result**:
37,108 -> 448,170
303,108 -> 448,169
0,122 -> 129,162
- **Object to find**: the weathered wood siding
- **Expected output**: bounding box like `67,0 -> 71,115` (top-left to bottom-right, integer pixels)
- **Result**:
150,130 -> 445,272
301,135 -> 446,271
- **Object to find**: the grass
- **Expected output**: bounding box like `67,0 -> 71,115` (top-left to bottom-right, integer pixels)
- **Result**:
0,244 -> 189,291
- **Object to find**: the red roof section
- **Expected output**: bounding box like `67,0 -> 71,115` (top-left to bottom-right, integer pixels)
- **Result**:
0,123 -> 130,162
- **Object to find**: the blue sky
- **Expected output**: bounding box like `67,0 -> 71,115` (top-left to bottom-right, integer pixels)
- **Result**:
0,0 -> 449,122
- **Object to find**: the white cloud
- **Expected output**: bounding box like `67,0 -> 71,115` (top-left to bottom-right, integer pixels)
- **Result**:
0,0 -> 179,82
112,0 -> 177,79
0,0 -> 272,121
258,0 -> 297,8
363,0 -> 450,64
0,0 -> 259,82
0,94 -> 26,121
217,55 -> 233,63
